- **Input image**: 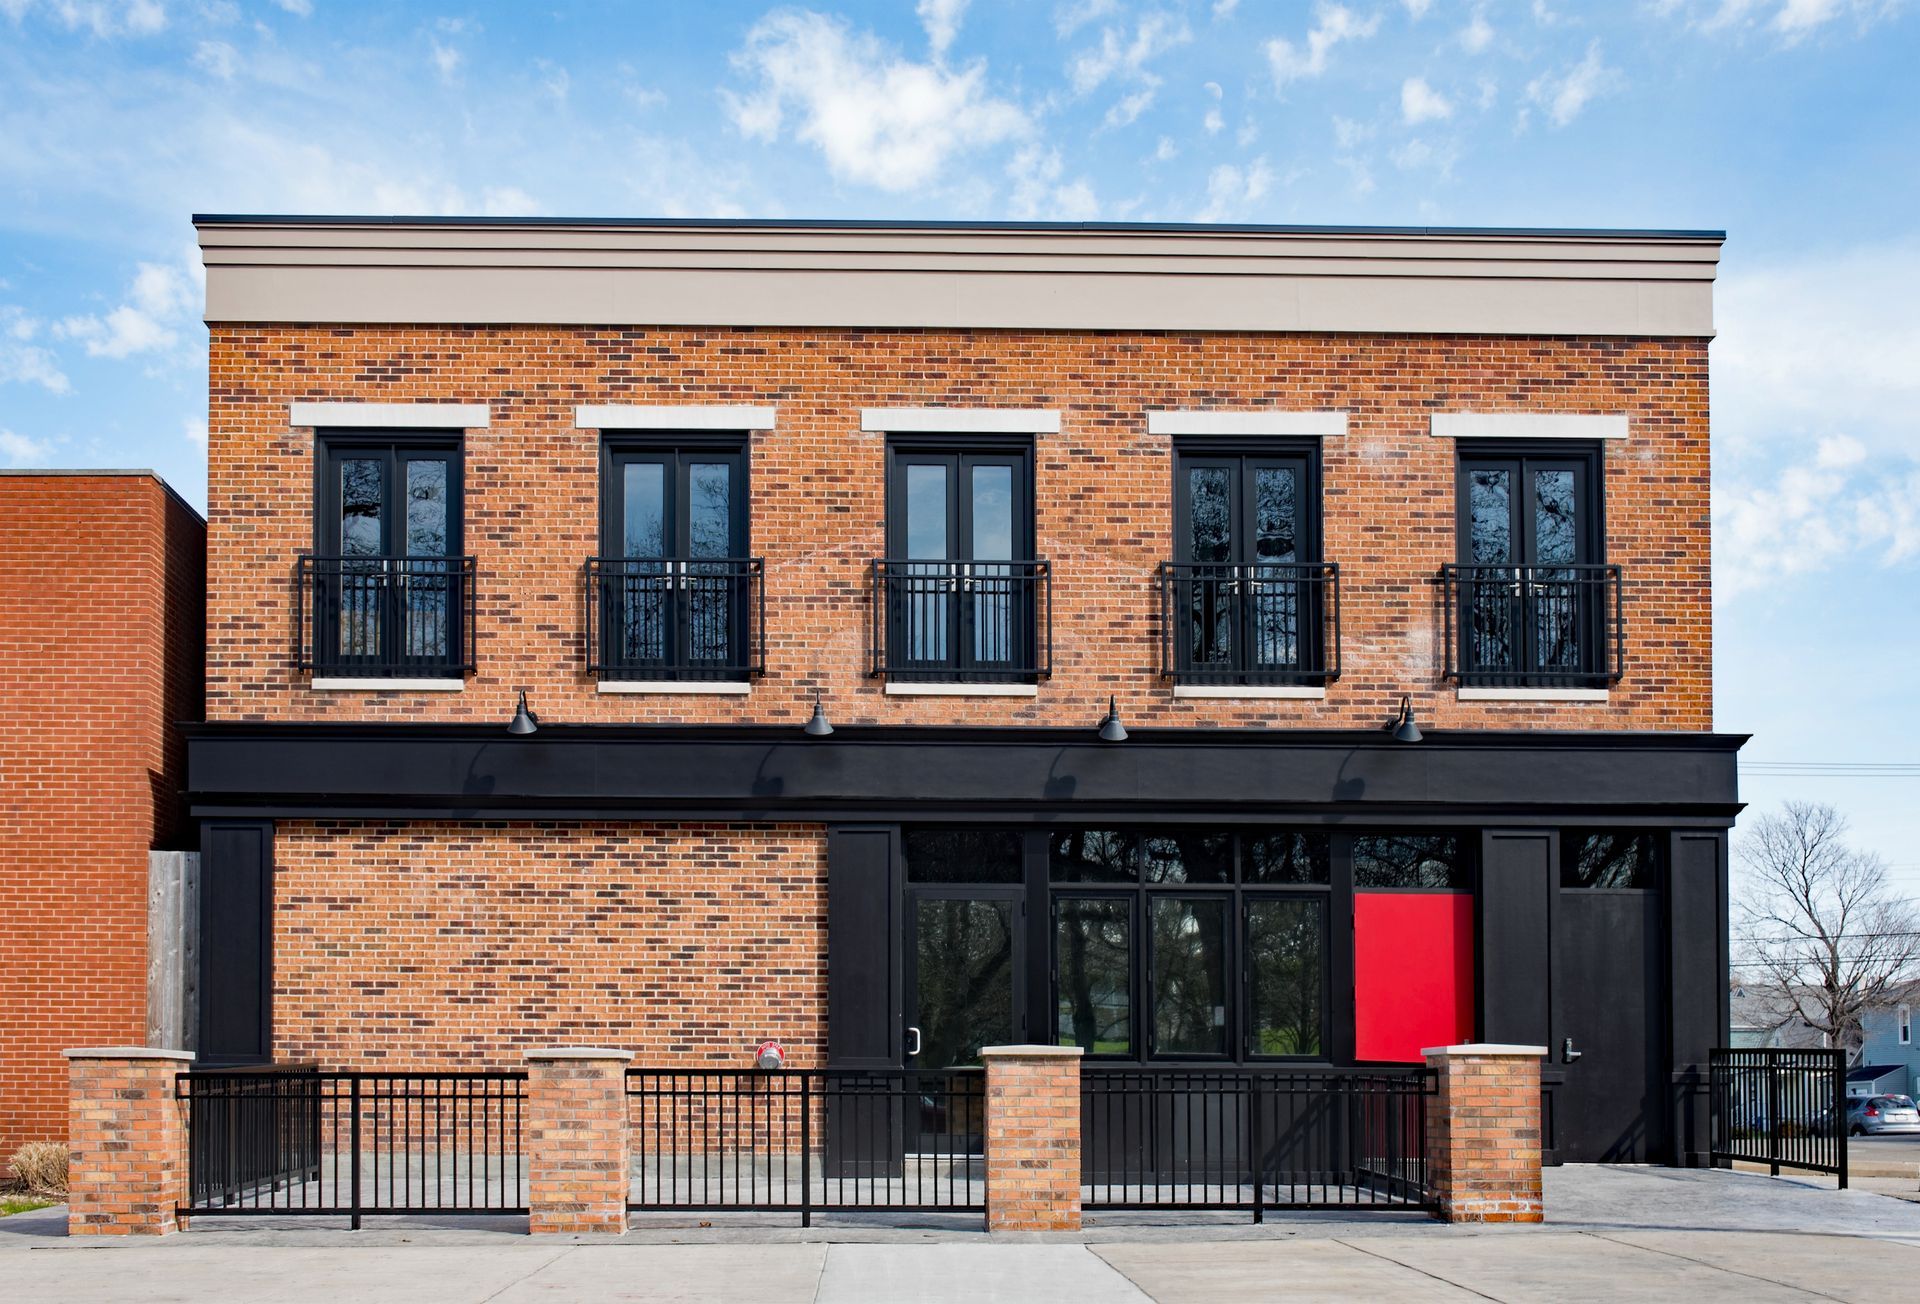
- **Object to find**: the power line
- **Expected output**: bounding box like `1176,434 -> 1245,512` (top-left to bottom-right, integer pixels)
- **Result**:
1743,763 -> 1920,778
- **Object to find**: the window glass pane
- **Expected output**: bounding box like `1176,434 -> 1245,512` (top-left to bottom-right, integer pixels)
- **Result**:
1468,468 -> 1511,564
687,462 -> 733,558
404,458 -> 448,557
1563,831 -> 1656,889
339,457 -> 383,556
1143,832 -> 1233,884
906,463 -> 949,559
903,829 -> 1024,884
1253,466 -> 1298,563
1533,469 -> 1578,566
1185,466 -> 1232,563
914,898 -> 1014,1068
1050,830 -> 1136,882
623,462 -> 666,557
1246,832 -> 1331,885
1353,834 -> 1470,890
970,464 -> 1013,561
1151,898 -> 1228,1056
1056,898 -> 1131,1055
1249,898 -> 1324,1057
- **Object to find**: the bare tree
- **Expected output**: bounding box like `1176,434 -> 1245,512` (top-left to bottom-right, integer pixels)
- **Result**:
1737,801 -> 1920,1052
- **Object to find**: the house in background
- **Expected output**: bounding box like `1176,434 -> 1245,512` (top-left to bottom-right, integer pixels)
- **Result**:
0,470 -> 204,1163
184,215 -> 1739,1169
1859,983 -> 1920,1096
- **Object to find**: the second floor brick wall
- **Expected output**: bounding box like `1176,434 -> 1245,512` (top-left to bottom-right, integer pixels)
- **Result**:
205,325 -> 1710,730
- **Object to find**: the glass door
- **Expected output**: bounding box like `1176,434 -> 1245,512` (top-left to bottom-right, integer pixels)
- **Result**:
906,889 -> 1022,1154
604,447 -> 747,678
888,450 -> 1031,679
319,441 -> 460,673
1173,451 -> 1316,682
1457,454 -> 1596,683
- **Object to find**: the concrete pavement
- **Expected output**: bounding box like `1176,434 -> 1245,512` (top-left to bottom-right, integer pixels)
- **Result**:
6,1167 -> 1920,1301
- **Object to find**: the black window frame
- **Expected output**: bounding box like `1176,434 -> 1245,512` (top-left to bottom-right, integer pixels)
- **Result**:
1165,439 -> 1333,686
592,431 -> 759,682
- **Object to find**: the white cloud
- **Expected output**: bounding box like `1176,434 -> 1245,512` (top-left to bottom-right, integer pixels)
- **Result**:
271,0 -> 311,13
1068,10 -> 1191,97
429,39 -> 460,84
183,416 -> 208,452
56,261 -> 193,359
6,1 -> 168,37
1475,75 -> 1499,109
0,430 -> 58,466
1213,0 -> 1239,16
1105,86 -> 1157,127
192,38 -> 236,79
1202,80 -> 1224,133
1401,0 -> 1433,16
918,0 -> 968,57
1053,0 -> 1117,37
1007,145 -> 1100,220
0,308 -> 70,393
1389,136 -> 1459,175
1400,75 -> 1452,123
1193,156 -> 1273,222
725,10 -> 1027,192
1666,0 -> 1905,40
1524,40 -> 1618,127
1266,2 -> 1381,87
1459,6 -> 1494,51
1152,134 -> 1177,161
538,60 -> 569,101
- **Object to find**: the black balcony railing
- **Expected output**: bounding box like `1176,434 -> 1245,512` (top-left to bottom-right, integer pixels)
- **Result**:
1157,562 -> 1341,687
1441,563 -> 1624,689
869,559 -> 1051,683
586,557 -> 765,683
296,555 -> 476,679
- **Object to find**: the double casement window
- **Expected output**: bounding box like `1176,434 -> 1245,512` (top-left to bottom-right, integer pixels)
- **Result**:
304,434 -> 471,679
1163,443 -> 1336,686
591,438 -> 760,683
1447,444 -> 1620,689
875,439 -> 1047,684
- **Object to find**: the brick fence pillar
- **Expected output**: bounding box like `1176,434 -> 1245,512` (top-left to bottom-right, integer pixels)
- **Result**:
525,1048 -> 633,1235
1423,1043 -> 1548,1224
65,1047 -> 195,1236
982,1045 -> 1082,1233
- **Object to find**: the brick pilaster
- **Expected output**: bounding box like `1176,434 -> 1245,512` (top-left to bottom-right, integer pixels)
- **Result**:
525,1048 -> 632,1235
982,1045 -> 1082,1233
1423,1043 -> 1548,1224
64,1047 -> 195,1236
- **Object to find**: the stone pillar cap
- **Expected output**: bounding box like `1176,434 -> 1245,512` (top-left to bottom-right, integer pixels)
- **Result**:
980,1044 -> 1084,1058
525,1047 -> 636,1061
1421,1043 -> 1549,1058
64,1046 -> 196,1061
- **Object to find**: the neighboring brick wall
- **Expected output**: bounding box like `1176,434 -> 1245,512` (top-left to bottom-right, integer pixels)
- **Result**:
204,327 -> 1710,732
1424,1044 -> 1546,1223
270,821 -> 826,1069
0,475 -> 204,1161
65,1048 -> 193,1235
983,1046 -> 1083,1232
526,1049 -> 632,1235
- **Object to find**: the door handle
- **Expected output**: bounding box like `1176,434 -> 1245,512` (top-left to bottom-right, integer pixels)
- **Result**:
906,1026 -> 922,1059
1563,1036 -> 1583,1064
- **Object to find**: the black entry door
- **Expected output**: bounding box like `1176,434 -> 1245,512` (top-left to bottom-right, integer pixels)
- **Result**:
1173,450 -> 1319,682
905,889 -> 1022,1154
1456,450 -> 1601,684
887,449 -> 1033,679
1554,833 -> 1668,1162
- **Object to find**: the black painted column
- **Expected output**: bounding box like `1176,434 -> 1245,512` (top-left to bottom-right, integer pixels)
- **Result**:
196,819 -> 275,1066
825,825 -> 901,1069
1669,829 -> 1728,1167
1479,828 -> 1557,1158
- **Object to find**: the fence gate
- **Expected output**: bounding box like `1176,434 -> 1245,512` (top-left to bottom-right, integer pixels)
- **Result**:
179,1068 -> 528,1226
1709,1047 -> 1847,1188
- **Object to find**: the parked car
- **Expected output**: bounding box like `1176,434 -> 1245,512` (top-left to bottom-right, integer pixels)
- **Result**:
1847,1094 -> 1920,1136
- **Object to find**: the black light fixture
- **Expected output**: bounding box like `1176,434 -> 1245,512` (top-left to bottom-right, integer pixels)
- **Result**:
1386,695 -> 1422,744
1097,694 -> 1128,743
803,689 -> 835,737
507,690 -> 539,736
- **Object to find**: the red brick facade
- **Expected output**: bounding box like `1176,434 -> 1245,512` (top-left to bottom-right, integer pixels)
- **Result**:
525,1049 -> 632,1234
205,327 -> 1710,733
0,474 -> 204,1160
270,821 -> 826,1069
65,1047 -> 194,1235
1424,1045 -> 1547,1223
983,1047 -> 1084,1232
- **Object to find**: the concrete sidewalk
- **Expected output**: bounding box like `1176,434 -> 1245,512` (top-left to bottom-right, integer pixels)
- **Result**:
5,1167 -> 1919,1301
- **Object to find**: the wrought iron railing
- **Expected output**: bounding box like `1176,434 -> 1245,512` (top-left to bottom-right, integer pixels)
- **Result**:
1440,563 -> 1623,689
585,557 -> 765,682
869,559 -> 1051,683
1710,1048 -> 1847,1186
296,554 -> 476,679
1081,1068 -> 1434,1219
625,1068 -> 986,1224
178,1069 -> 527,1226
1157,562 -> 1341,686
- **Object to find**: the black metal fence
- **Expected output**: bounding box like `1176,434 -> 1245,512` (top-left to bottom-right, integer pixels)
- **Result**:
296,554 -> 477,679
625,1069 -> 986,1223
1082,1069 -> 1435,1219
1157,561 -> 1341,687
586,556 -> 765,682
1710,1048 -> 1847,1187
179,1070 -> 528,1226
870,558 -> 1051,683
1440,563 -> 1623,689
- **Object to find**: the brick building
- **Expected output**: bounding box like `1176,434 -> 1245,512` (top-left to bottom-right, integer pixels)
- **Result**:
186,218 -> 1738,1166
0,471 -> 204,1160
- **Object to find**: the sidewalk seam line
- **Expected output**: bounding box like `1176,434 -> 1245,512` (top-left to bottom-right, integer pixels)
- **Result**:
473,1245 -> 577,1304
1331,1236 -> 1507,1302
1576,1230 -> 1844,1302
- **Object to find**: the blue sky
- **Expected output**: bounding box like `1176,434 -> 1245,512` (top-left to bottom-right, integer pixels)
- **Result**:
2,0 -> 1917,873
